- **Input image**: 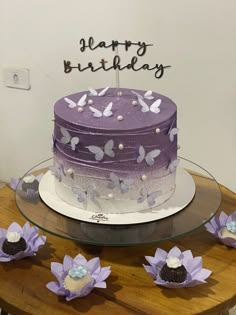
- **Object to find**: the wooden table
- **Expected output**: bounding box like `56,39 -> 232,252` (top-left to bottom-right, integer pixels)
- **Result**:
0,184 -> 235,315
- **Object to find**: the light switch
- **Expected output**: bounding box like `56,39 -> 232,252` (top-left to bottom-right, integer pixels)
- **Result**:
3,68 -> 30,90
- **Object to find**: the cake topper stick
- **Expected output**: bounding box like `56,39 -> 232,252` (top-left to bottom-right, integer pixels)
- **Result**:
115,46 -> 120,92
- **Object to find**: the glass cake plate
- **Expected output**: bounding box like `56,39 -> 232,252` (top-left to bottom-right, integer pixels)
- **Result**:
15,157 -> 221,246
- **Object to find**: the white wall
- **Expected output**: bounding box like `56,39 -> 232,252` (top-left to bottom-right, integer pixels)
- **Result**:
0,0 -> 235,191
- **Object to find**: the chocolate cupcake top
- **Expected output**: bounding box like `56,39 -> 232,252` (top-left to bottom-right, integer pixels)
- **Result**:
159,257 -> 187,283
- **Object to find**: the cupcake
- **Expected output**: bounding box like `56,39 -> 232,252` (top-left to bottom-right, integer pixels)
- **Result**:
22,175 -> 39,192
159,256 -> 187,283
0,222 -> 46,262
2,231 -> 27,255
205,211 -> 236,248
220,221 -> 236,240
64,265 -> 94,292
47,254 -> 111,300
10,174 -> 43,202
143,246 -> 211,288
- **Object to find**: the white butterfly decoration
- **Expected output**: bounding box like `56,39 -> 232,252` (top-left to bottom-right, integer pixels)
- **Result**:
131,90 -> 154,100
89,102 -> 113,118
72,185 -> 98,204
89,87 -> 109,97
87,139 -> 115,161
138,98 -> 161,114
137,145 -> 161,166
137,187 -> 162,207
168,159 -> 180,173
60,127 -> 79,151
64,97 -> 77,109
169,127 -> 179,142
108,173 -> 134,193
77,94 -> 87,106
64,94 -> 87,108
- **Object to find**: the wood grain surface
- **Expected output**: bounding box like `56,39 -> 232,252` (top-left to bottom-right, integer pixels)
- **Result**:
0,184 -> 235,315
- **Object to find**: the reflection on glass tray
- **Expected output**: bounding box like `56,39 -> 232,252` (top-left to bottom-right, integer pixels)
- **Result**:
15,157 -> 221,246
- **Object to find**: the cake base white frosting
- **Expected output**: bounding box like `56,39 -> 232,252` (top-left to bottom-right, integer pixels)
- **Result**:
53,161 -> 176,214
39,167 -> 196,225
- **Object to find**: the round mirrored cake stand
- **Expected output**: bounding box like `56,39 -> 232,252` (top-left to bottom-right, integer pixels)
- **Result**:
15,157 -> 221,246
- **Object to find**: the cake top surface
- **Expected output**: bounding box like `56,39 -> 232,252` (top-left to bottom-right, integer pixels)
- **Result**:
54,87 -> 176,132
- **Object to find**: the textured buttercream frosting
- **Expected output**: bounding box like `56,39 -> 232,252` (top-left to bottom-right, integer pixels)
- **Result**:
52,87 -> 178,214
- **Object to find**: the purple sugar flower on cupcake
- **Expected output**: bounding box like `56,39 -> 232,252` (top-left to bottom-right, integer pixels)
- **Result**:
0,222 -> 46,262
205,211 -> 236,248
143,246 -> 211,288
46,254 -> 111,300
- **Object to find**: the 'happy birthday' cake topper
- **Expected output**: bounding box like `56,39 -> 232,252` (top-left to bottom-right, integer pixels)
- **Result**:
64,37 -> 171,79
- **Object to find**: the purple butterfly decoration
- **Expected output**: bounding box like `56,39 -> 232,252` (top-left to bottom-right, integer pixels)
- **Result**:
169,128 -> 179,142
60,127 -> 80,151
72,185 -> 99,204
52,135 -> 57,152
168,159 -> 180,173
49,163 -> 65,182
137,145 -> 161,166
87,140 -> 115,161
137,187 -> 161,207
107,173 -> 134,193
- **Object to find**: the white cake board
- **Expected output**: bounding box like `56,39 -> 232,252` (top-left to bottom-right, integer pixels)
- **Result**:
39,168 -> 195,225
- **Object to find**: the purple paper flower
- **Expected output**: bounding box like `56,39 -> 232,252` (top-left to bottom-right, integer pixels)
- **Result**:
205,211 -> 236,248
10,174 -> 43,202
46,254 -> 111,300
10,178 -> 20,191
143,246 -> 211,288
0,222 -> 46,262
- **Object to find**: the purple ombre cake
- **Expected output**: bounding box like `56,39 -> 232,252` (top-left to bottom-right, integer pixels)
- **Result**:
52,87 -> 178,214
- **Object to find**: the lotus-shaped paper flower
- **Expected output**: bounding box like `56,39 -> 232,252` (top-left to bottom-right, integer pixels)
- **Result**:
10,174 -> 43,202
143,246 -> 211,288
0,222 -> 46,262
46,254 -> 111,300
205,211 -> 236,248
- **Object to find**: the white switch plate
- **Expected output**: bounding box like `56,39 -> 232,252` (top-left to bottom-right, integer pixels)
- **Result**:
3,68 -> 30,90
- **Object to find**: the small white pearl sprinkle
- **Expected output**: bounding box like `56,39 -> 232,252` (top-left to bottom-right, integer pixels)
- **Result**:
141,174 -> 147,181
118,143 -> 124,150
117,91 -> 122,96
177,145 -> 181,150
117,115 -> 124,121
88,99 -> 93,105
155,128 -> 161,134
67,168 -> 73,175
108,193 -> 113,199
132,100 -> 138,106
78,107 -> 84,112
